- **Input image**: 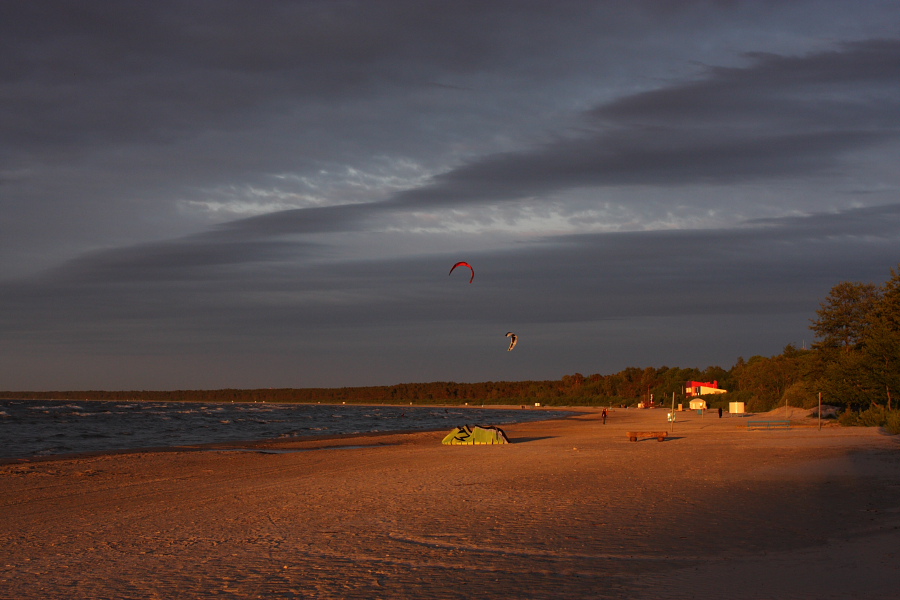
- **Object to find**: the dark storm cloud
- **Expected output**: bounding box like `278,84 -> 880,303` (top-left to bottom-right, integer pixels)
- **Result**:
744,202 -> 900,234
3,0 -> 634,276
2,199 -> 897,387
0,0 -> 601,155
7,28 -> 899,342
48,238 -> 313,284
176,36 -> 900,243
215,203 -> 378,238
5,203 -> 897,339
594,39 -> 900,127
3,2 -> 900,388
3,3 -> 896,249
385,39 -> 900,209
389,129 -> 882,208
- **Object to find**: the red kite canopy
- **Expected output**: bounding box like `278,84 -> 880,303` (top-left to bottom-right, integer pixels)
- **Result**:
449,261 -> 474,283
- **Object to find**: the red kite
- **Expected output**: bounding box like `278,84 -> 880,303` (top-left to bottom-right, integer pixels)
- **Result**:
449,261 -> 474,283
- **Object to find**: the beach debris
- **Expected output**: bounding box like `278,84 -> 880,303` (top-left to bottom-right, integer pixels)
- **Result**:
506,332 -> 518,351
449,261 -> 474,283
441,425 -> 509,445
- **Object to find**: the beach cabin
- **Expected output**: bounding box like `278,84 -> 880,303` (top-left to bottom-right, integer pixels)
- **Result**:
729,401 -> 745,414
685,380 -> 728,397
689,398 -> 707,410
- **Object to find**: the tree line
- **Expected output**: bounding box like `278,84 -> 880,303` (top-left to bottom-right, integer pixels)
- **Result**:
0,365 -> 728,408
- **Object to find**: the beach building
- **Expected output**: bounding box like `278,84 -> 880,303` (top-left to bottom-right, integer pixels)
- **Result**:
685,380 -> 728,397
689,398 -> 708,410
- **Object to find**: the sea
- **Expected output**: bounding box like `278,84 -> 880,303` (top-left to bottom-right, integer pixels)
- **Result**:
0,399 -> 567,460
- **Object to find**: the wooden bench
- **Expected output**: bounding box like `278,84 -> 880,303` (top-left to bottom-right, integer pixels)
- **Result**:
747,420 -> 791,430
626,431 -> 668,442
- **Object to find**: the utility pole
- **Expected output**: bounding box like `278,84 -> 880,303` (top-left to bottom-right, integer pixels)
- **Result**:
670,391 -> 676,433
818,392 -> 822,431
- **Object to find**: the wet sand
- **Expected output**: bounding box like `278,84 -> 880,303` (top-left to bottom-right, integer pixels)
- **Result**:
2,407 -> 899,599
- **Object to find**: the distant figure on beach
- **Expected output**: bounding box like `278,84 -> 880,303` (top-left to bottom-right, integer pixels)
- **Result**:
601,408 -> 607,425
718,407 -> 723,418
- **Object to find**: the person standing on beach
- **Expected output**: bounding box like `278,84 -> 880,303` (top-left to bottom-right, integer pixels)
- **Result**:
601,408 -> 608,424
718,407 -> 723,418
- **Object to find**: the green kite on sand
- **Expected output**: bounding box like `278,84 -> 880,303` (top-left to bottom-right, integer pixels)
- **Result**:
441,425 -> 510,445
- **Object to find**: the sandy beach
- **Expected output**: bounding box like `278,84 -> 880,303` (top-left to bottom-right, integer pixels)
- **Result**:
2,407 -> 899,599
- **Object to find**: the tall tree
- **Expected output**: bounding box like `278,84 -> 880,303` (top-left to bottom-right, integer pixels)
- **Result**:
810,281 -> 880,352
733,347 -> 810,411
862,265 -> 900,409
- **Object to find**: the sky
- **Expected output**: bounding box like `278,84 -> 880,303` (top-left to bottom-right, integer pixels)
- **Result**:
2,1 -> 900,391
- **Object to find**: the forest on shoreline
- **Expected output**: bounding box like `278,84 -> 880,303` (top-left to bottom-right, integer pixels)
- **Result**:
5,265 -> 899,429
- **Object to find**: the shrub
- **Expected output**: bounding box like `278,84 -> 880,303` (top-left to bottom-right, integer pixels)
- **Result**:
885,411 -> 900,435
859,406 -> 889,427
838,410 -> 858,426
747,394 -> 780,413
839,406 -> 900,434
781,381 -> 819,409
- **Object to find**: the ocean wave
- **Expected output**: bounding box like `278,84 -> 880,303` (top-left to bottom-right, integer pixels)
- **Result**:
0,399 -> 568,459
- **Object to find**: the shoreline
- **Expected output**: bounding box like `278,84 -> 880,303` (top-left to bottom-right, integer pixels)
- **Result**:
0,399 -> 578,466
2,408 -> 898,599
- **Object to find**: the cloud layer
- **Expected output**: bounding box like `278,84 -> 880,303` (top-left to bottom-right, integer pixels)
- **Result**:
2,2 -> 900,389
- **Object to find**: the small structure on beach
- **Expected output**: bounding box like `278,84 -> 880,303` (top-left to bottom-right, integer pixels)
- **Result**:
689,398 -> 708,410
685,380 -> 728,397
442,425 -> 509,445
